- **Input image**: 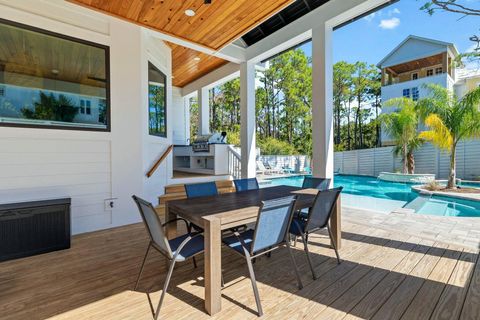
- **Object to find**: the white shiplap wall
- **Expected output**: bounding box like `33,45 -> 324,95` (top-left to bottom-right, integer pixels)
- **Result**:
0,1 -> 173,235
0,136 -> 112,234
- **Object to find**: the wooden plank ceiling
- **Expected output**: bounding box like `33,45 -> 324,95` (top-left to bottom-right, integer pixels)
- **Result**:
69,0 -> 294,87
388,53 -> 444,74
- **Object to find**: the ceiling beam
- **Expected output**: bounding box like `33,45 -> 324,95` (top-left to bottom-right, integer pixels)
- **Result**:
181,62 -> 240,96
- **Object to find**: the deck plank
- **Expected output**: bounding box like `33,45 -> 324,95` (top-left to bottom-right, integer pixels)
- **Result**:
0,221 -> 477,320
342,238 -> 435,320
400,244 -> 463,320
429,249 -> 478,320
315,235 -> 421,320
370,243 -> 446,320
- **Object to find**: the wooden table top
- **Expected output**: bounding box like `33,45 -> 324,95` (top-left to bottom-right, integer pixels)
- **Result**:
167,185 -> 318,229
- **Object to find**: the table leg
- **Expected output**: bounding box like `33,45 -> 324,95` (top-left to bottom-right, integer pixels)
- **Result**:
330,196 -> 342,250
165,203 -> 177,240
204,217 -> 222,315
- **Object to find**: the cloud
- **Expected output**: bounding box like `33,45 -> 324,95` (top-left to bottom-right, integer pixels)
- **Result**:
388,8 -> 401,16
363,12 -> 377,22
379,17 -> 400,29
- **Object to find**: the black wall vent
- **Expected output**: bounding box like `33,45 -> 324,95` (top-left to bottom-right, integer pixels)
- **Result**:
0,198 -> 71,262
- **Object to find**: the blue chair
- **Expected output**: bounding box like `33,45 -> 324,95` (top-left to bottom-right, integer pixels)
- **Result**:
298,177 -> 332,220
184,182 -> 219,233
222,196 -> 303,316
184,181 -> 218,198
302,177 -> 331,190
290,187 -> 343,280
132,196 -> 204,320
233,178 -> 259,192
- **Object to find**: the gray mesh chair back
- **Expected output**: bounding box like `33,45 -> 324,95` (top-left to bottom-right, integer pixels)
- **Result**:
132,195 -> 172,259
234,177 -> 259,192
185,182 -> 218,198
302,177 -> 331,190
251,196 -> 296,254
305,187 -> 343,233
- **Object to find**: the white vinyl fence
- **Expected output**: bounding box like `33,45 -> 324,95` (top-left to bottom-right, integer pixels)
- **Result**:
258,155 -> 310,173
334,140 -> 480,180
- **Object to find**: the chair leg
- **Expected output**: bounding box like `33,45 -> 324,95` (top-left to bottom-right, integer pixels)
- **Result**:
301,233 -> 317,280
192,256 -> 198,268
154,259 -> 176,320
245,256 -> 263,317
327,225 -> 341,264
134,242 -> 151,291
286,241 -> 303,289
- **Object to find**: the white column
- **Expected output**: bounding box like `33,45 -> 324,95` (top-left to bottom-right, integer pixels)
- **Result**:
311,24 -> 334,184
198,87 -> 210,135
240,61 -> 256,178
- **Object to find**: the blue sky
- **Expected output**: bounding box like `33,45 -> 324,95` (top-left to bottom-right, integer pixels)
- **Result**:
298,0 -> 480,67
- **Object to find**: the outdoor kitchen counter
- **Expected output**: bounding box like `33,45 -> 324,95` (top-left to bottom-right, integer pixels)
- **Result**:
173,144 -> 230,175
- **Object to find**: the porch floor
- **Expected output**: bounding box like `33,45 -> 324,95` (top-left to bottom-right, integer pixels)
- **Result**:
1,221 -> 479,320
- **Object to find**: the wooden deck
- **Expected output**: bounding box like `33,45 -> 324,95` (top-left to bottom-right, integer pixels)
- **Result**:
1,221 -> 479,320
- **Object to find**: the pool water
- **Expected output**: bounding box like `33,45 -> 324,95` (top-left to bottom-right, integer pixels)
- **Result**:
260,174 -> 480,217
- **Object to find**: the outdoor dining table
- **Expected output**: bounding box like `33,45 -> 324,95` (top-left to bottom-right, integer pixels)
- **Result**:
165,185 -> 342,315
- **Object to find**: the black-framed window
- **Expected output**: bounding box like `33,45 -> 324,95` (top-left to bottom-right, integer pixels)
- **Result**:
148,62 -> 167,137
0,19 -> 110,131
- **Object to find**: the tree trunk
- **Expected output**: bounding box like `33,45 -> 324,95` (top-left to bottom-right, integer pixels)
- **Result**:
402,145 -> 408,174
447,144 -> 457,189
347,101 -> 351,150
375,99 -> 380,147
407,152 -> 415,174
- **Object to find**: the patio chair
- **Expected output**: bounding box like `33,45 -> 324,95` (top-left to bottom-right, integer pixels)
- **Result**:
302,177 -> 331,190
184,181 -> 218,198
132,195 -> 204,320
256,161 -> 272,175
184,182 -> 219,234
222,196 -> 303,316
266,160 -> 284,174
234,177 -> 259,192
289,187 -> 343,280
297,177 -> 332,221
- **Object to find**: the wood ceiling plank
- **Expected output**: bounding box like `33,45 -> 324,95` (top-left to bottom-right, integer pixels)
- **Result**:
68,0 -> 295,87
69,0 -> 294,50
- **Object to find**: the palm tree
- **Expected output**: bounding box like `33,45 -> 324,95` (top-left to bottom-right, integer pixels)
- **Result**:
417,84 -> 480,189
380,97 -> 422,174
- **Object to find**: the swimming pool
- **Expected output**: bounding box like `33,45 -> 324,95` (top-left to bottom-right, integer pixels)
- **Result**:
260,174 -> 480,217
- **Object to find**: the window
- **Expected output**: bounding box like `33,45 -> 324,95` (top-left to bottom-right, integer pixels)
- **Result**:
427,69 -> 434,77
86,100 -> 91,115
412,73 -> 418,80
0,19 -> 110,131
148,62 -> 167,137
403,88 -> 410,98
435,67 -> 443,75
80,100 -> 85,114
412,87 -> 419,101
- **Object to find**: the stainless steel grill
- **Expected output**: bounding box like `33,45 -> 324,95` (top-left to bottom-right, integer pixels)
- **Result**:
191,132 -> 227,152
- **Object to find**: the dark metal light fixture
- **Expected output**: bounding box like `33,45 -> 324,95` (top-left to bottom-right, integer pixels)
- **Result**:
204,0 -> 211,4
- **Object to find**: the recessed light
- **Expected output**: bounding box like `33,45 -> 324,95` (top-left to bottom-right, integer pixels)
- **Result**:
185,9 -> 195,16
193,57 -> 201,61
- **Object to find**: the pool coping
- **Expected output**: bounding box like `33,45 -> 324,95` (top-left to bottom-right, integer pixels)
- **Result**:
411,185 -> 480,202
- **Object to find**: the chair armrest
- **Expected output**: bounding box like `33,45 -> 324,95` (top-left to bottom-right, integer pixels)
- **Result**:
162,218 -> 190,231
233,231 -> 252,256
172,232 -> 204,260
